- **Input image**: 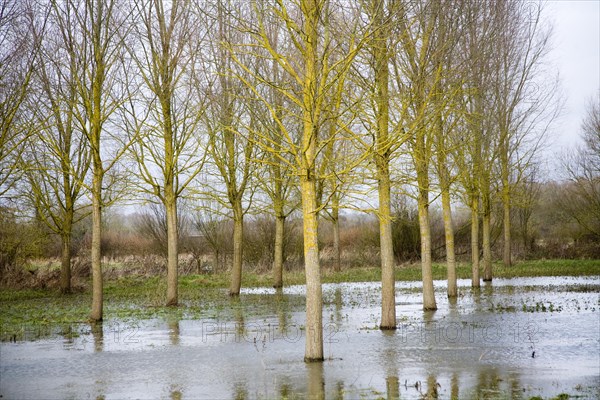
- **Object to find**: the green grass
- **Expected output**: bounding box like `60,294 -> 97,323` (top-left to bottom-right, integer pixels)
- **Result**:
322,259 -> 600,284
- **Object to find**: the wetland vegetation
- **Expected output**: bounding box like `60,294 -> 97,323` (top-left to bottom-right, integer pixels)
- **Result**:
1,0 -> 599,398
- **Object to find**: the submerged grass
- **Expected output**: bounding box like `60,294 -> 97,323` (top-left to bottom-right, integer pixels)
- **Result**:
0,258 -> 597,341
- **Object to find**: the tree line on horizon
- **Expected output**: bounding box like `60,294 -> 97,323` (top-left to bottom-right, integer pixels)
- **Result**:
1,0 -> 598,362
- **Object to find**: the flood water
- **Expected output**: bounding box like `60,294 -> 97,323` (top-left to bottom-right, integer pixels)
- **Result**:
1,276 -> 599,399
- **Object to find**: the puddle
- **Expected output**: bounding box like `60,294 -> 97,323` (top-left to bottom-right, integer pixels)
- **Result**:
1,276 -> 599,399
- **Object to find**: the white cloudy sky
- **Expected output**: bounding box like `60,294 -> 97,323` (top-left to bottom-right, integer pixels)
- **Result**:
546,0 -> 599,153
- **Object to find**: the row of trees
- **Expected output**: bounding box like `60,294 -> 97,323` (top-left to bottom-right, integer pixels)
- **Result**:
1,0 -> 589,362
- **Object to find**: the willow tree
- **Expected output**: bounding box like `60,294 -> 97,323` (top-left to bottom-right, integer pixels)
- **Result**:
21,4 -> 91,293
491,0 -> 557,269
49,0 -> 126,321
203,0 -> 257,296
317,135 -> 359,273
229,0 -> 365,361
363,0 -> 401,328
430,0 -> 463,298
123,0 -> 208,306
249,24 -> 298,288
392,0 -> 455,310
455,0 -> 500,288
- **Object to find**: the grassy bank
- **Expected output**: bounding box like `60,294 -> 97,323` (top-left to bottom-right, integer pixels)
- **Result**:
1,259 -> 597,340
2,259 -> 598,301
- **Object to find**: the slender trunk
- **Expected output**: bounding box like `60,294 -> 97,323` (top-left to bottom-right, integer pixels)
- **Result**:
373,0 -> 396,330
60,233 -> 72,294
502,189 -> 512,267
90,169 -> 103,321
165,197 -> 178,306
273,215 -> 285,288
470,195 -> 480,288
229,202 -> 244,296
60,152 -> 74,294
331,195 -> 341,272
300,0 -> 323,363
301,175 -> 323,362
482,193 -> 492,282
215,249 -> 220,273
418,189 -> 436,310
523,216 -> 530,252
501,134 -> 512,267
441,188 -> 457,298
379,170 -> 397,329
88,0 -> 108,322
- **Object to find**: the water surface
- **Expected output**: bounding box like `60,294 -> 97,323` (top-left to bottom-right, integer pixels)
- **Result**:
1,276 -> 599,399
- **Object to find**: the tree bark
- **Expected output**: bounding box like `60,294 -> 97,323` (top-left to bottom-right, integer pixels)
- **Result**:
331,194 -> 341,272
60,232 -> 72,294
441,188 -> 457,298
502,187 -> 512,267
372,0 -> 396,330
470,195 -> 480,288
378,168 -> 396,329
418,187 -> 437,310
165,197 -> 179,306
229,202 -> 244,296
273,214 -> 285,288
90,169 -> 103,321
301,175 -> 323,362
300,0 -> 323,363
482,193 -> 492,282
60,204 -> 74,294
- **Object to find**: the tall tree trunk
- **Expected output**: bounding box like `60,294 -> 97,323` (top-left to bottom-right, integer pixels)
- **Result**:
502,185 -> 512,267
417,187 -> 437,310
273,214 -> 285,288
379,170 -> 397,329
331,194 -> 341,272
229,202 -> 244,296
165,197 -> 179,306
373,0 -> 396,330
482,192 -> 492,282
301,175 -> 323,362
300,0 -> 323,362
441,188 -> 457,298
90,169 -> 103,321
500,132 -> 512,267
60,232 -> 72,294
60,206 -> 74,294
470,195 -> 480,288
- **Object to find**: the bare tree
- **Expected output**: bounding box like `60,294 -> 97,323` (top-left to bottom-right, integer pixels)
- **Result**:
135,202 -> 190,258
20,2 -> 92,293
454,0 -> 500,288
491,0 -> 558,270
391,0 -> 460,310
0,0 -> 40,197
123,0 -> 208,306
249,37 -> 299,287
558,95 -> 600,238
229,0 -> 367,361
202,0 -> 257,297
193,200 -> 232,273
49,0 -> 129,321
352,0 -> 404,329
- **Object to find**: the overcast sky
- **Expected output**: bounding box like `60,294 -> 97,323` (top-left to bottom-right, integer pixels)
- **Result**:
546,0 -> 600,154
